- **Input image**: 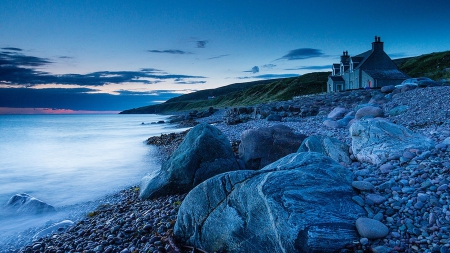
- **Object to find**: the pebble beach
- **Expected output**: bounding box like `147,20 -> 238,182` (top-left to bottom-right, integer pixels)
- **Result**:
6,86 -> 450,253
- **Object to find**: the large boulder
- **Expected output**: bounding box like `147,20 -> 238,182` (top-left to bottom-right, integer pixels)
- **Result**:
238,125 -> 306,170
140,123 -> 239,199
5,193 -> 56,215
350,118 -> 435,165
298,135 -> 352,164
174,152 -> 365,253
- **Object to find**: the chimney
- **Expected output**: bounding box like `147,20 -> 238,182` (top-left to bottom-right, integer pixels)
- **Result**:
340,50 -> 350,63
372,36 -> 384,51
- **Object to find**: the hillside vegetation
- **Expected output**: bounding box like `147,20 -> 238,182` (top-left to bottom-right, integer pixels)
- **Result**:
395,51 -> 450,81
121,50 -> 450,114
120,72 -> 329,114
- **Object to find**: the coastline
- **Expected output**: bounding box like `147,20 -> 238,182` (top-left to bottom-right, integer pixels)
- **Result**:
8,86 -> 450,252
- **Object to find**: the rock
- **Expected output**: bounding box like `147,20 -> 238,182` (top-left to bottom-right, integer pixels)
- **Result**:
174,152 -> 365,253
33,220 -> 74,240
389,105 -> 409,116
298,135 -> 352,164
350,118 -> 435,164
381,85 -> 395,93
323,119 -> 342,129
355,218 -> 389,239
366,194 -> 386,205
352,181 -> 375,191
266,114 -> 282,121
327,107 -> 348,120
139,123 -> 239,199
5,193 -> 56,215
442,137 -> 450,145
238,125 -> 306,170
355,106 -> 384,119
337,116 -> 354,128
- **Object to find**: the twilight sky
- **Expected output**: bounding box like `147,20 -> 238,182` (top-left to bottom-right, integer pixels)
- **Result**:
1,0 -> 450,113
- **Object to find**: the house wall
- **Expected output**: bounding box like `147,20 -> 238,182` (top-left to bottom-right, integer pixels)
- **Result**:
361,71 -> 406,88
327,78 -> 334,92
361,71 -> 375,88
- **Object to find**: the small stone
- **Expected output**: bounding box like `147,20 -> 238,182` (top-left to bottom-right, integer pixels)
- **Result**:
373,212 -> 384,221
403,151 -> 416,159
355,217 -> 389,239
352,196 -> 365,206
379,163 -> 394,173
414,201 -> 425,209
438,184 -> 448,191
360,237 -> 369,245
391,231 -> 401,238
366,194 -> 387,205
352,181 -> 375,191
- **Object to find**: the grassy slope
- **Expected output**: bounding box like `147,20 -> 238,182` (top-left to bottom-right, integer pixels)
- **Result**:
395,51 -> 450,81
120,72 -> 329,114
121,50 -> 450,114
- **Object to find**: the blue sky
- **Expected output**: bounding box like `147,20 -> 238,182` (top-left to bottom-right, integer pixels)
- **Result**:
1,0 -> 450,113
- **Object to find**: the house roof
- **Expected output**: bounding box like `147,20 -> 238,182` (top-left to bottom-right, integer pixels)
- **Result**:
329,76 -> 344,82
363,69 -> 410,80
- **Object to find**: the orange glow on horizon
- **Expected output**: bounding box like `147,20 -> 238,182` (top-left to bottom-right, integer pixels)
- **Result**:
0,107 -> 120,115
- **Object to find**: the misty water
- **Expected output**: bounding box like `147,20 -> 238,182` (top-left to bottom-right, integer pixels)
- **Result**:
0,114 -> 184,248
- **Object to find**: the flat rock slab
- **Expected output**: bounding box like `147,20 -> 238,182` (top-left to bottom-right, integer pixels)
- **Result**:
174,152 -> 365,253
350,118 -> 435,165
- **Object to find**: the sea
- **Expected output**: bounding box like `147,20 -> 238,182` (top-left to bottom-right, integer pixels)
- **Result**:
0,114 -> 186,249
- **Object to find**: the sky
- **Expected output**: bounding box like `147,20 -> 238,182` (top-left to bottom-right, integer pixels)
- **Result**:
1,0 -> 450,114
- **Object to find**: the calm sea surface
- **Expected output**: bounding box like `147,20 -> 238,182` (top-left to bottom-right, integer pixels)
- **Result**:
0,114 -> 183,242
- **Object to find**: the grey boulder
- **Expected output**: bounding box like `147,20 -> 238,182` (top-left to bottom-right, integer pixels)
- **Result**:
327,107 -> 348,120
238,125 -> 306,170
350,118 -> 435,164
355,105 -> 384,119
5,193 -> 56,215
174,152 -> 365,253
298,135 -> 352,164
140,123 -> 239,199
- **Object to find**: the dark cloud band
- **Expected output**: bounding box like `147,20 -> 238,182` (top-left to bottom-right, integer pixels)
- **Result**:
278,48 -> 324,60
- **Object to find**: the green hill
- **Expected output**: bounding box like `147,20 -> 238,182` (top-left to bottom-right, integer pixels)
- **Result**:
120,72 -> 329,114
395,51 -> 450,81
121,50 -> 450,114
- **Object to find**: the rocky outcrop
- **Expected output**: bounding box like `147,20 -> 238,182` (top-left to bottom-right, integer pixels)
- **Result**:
5,193 -> 56,215
139,123 -> 239,199
238,125 -> 306,170
298,135 -> 352,164
174,152 -> 365,253
350,118 -> 435,164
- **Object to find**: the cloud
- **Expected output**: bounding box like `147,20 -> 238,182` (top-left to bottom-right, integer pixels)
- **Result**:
1,50 -> 205,86
2,47 -> 22,51
206,54 -> 230,60
262,64 -> 276,69
147,49 -> 191,54
285,65 -> 330,70
277,48 -> 325,60
59,56 -> 74,59
237,73 -> 299,80
174,80 -> 207,84
196,40 -> 208,48
244,66 -> 260,74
